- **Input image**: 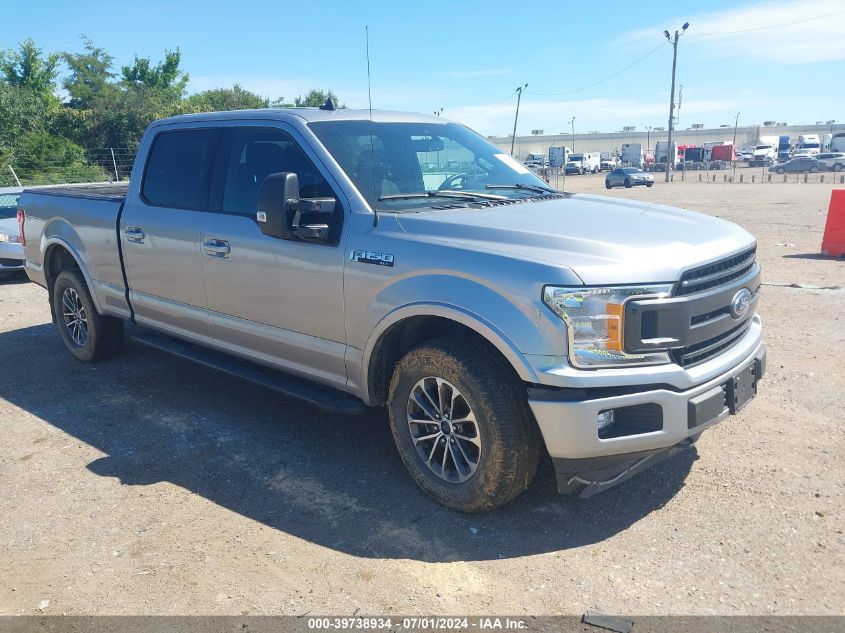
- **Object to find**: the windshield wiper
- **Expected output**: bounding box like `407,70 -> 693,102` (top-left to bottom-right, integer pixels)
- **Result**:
485,183 -> 557,194
378,190 -> 507,202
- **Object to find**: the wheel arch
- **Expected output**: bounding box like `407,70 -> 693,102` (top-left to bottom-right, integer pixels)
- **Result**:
42,239 -> 102,316
361,304 -> 539,407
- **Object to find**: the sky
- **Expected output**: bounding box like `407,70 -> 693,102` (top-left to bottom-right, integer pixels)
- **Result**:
2,0 -> 843,137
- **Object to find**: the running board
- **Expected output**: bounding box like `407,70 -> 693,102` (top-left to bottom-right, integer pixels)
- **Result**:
129,328 -> 367,415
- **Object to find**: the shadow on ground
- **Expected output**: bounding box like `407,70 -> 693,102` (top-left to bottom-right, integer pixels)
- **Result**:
0,323 -> 695,562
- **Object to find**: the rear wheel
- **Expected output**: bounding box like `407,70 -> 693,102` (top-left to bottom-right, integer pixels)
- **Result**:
646,182 -> 654,187
52,269 -> 124,362
833,163 -> 843,172
387,338 -> 542,512
605,180 -> 612,189
776,167 -> 785,174
810,166 -> 819,173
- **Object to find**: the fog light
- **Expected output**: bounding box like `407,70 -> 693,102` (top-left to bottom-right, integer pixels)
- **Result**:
597,409 -> 615,431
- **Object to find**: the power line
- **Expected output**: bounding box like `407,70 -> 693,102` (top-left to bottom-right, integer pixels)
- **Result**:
528,41 -> 669,97
689,9 -> 845,36
455,90 -> 518,121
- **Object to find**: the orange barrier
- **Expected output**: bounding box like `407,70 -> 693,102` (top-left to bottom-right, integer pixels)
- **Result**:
821,190 -> 845,257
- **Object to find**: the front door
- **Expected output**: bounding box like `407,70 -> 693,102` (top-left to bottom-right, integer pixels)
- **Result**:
120,126 -> 221,342
199,125 -> 348,390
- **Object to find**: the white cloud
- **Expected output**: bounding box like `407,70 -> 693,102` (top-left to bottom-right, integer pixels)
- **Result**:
622,0 -> 845,64
439,68 -> 511,79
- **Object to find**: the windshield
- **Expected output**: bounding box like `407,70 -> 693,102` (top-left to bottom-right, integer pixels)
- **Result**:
309,121 -> 554,211
622,168 -> 641,174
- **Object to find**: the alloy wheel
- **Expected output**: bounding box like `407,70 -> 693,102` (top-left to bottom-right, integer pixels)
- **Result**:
406,376 -> 481,483
61,287 -> 88,347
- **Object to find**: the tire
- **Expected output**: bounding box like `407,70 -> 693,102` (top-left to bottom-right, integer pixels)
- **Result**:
833,163 -> 843,172
810,167 -> 818,173
646,182 -> 654,187
624,178 -> 632,188
605,180 -> 611,189
52,269 -> 124,362
387,337 -> 542,512
776,167 -> 785,174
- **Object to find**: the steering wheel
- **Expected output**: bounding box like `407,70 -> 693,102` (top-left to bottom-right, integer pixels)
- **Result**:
438,173 -> 473,190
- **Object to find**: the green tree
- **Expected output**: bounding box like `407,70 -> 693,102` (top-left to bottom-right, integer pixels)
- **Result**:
8,130 -> 107,186
62,36 -> 115,110
185,84 -> 269,112
292,89 -> 346,108
121,48 -> 188,97
0,39 -> 59,101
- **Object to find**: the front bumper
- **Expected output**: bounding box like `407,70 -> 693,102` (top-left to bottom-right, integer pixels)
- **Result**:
529,340 -> 766,495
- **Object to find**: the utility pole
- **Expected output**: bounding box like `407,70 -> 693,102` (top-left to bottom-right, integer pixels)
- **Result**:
664,22 -> 688,182
570,116 -> 576,153
510,84 -> 527,156
646,126 -> 653,153
732,113 -> 740,181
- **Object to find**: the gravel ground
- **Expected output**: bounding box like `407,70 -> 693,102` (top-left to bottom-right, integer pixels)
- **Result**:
0,177 -> 842,616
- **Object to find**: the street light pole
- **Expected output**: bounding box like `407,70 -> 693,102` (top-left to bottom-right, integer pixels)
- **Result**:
646,126 -> 652,152
510,84 -> 528,156
664,22 -> 688,182
571,116 -> 576,153
732,112 -> 740,181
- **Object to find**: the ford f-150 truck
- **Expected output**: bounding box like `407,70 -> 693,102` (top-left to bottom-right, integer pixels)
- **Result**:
18,106 -> 765,511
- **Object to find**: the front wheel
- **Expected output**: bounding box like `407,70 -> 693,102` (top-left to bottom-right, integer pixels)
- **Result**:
387,338 -> 542,512
810,167 -> 819,173
833,163 -> 843,172
52,269 -> 124,362
776,167 -> 785,174
646,182 -> 654,187
624,178 -> 632,188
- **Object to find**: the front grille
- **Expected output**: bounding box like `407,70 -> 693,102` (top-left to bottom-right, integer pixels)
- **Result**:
676,247 -> 757,295
0,258 -> 23,267
672,320 -> 752,367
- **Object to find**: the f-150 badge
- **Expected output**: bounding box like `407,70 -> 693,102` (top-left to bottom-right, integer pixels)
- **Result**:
350,250 -> 395,267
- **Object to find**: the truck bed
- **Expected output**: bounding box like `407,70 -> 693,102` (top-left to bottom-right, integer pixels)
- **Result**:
25,182 -> 128,201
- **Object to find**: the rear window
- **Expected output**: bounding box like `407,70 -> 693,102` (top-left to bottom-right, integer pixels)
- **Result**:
0,193 -> 20,219
142,129 -> 220,210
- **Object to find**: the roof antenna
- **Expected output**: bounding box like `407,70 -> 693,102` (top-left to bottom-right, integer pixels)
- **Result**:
366,25 -> 379,227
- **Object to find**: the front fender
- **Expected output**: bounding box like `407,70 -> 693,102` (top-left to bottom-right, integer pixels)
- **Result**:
350,271 -> 570,403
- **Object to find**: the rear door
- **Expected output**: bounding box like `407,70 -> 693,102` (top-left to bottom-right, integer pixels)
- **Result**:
199,123 -> 349,390
120,126 -> 221,342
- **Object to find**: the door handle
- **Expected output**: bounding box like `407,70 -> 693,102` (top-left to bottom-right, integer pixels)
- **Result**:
202,238 -> 230,258
124,227 -> 145,243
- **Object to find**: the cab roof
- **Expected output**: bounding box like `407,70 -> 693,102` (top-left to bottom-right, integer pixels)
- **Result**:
153,108 -> 447,127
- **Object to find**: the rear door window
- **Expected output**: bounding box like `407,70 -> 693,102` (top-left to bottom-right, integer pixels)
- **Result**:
142,128 -> 221,210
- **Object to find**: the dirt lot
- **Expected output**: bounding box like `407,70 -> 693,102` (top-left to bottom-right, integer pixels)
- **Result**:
0,177 -> 843,616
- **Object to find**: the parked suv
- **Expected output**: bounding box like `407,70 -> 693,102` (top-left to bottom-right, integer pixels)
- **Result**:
18,107 -> 765,511
816,152 -> 845,172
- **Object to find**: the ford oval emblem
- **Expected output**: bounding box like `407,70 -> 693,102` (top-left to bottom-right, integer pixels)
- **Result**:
730,288 -> 753,319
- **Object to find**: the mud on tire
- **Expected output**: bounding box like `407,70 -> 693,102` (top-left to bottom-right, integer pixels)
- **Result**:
387,337 -> 542,512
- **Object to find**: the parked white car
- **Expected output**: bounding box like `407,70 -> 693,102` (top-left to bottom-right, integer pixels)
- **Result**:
0,187 -> 25,275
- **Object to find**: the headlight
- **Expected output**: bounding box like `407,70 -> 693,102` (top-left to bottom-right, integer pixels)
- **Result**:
0,233 -> 19,243
543,285 -> 673,368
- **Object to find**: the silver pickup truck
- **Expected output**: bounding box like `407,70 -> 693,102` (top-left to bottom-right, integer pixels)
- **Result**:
18,106 -> 765,511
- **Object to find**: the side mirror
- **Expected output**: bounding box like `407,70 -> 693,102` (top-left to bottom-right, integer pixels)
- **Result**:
258,172 -> 299,238
257,172 -> 337,242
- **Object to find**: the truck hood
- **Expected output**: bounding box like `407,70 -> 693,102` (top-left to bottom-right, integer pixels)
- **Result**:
394,194 -> 755,285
